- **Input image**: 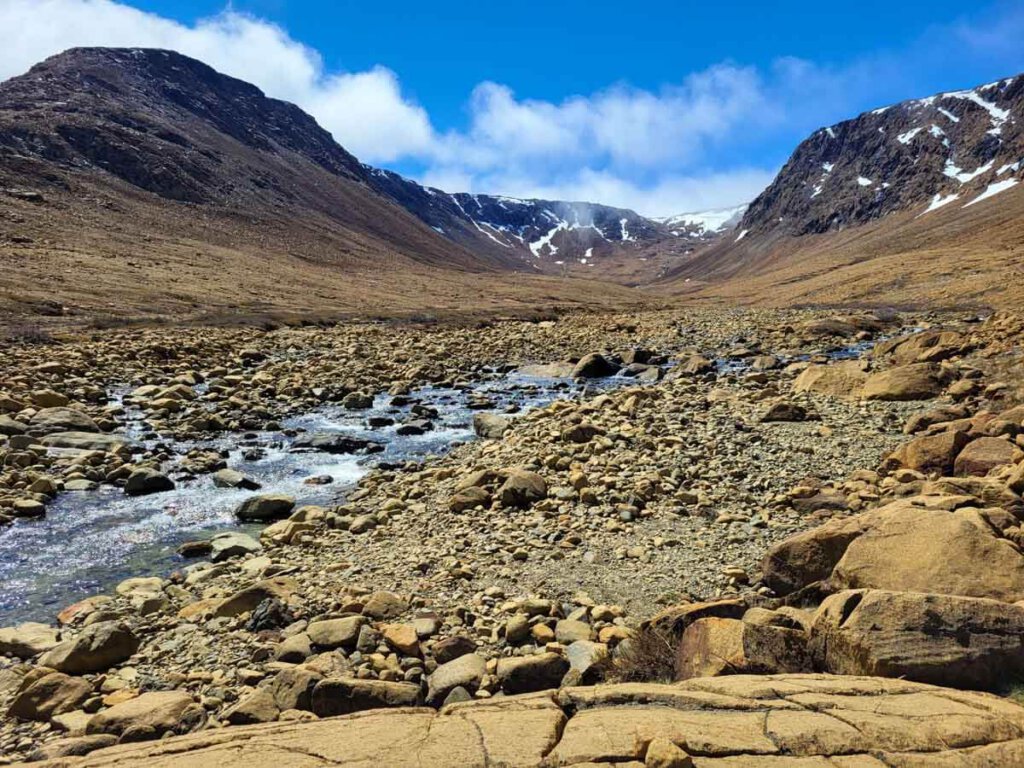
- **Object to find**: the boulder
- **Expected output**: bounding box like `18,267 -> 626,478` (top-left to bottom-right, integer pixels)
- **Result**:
13,499 -> 46,518
362,591 -> 409,620
7,672 -> 92,721
810,590 -> 1024,690
223,690 -> 280,725
306,616 -> 366,650
861,363 -> 945,401
124,468 -> 174,496
495,652 -> 569,694
498,469 -> 547,508
28,407 -> 99,435
449,486 -> 490,513
674,355 -> 715,376
234,494 -> 295,522
310,678 -> 420,716
954,437 -> 1023,477
86,691 -> 205,738
213,577 -> 298,618
759,402 -> 812,422
571,353 -> 620,379
38,622 -> 139,674
265,667 -> 323,712
882,430 -> 972,475
643,599 -> 747,638
874,329 -> 966,364
0,622 -> 60,658
472,413 -> 510,439
830,505 -> 1024,601
674,619 -> 810,680
210,532 -> 262,562
425,653 -> 486,705
213,469 -> 261,490
27,734 -> 117,761
761,513 -> 878,596
565,641 -> 609,685
39,432 -> 131,454
792,361 -> 868,398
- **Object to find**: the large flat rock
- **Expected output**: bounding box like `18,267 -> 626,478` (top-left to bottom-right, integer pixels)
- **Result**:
22,675 -> 1024,767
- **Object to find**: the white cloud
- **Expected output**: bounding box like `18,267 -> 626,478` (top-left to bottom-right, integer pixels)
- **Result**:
2,0 -> 1021,216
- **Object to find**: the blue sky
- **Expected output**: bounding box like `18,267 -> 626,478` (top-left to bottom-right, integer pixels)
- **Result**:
3,0 -> 1024,215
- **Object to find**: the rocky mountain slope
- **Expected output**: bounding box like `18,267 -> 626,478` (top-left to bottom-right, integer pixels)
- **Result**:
741,74 -> 1023,236
367,168 -> 665,267
0,47 -> 670,299
662,74 -> 1024,308
0,48 -> 660,319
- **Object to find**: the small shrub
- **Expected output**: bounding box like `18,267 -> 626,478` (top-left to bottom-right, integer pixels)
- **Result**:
608,626 -> 678,683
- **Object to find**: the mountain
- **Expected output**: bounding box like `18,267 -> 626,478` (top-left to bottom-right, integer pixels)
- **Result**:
661,74 -> 1024,308
365,168 -> 664,267
741,75 -> 1023,236
0,48 -> 656,319
659,205 -> 747,239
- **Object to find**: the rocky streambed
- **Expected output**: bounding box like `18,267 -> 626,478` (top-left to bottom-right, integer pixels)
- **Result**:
6,307 -> 1020,764
0,372 -> 623,625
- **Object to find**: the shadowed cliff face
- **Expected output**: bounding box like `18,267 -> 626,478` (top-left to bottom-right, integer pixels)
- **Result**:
741,75 -> 1024,236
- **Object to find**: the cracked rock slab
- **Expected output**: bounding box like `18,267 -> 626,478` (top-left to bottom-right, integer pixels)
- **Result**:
19,675 -> 1024,767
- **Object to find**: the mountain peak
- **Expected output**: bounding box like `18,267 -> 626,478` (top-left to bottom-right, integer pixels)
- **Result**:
739,73 -> 1023,237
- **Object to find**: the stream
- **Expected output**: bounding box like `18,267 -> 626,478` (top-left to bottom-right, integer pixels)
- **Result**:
0,334 -> 891,626
0,371 -> 606,625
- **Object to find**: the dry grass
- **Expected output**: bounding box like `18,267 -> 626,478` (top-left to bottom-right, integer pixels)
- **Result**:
608,626 -> 679,684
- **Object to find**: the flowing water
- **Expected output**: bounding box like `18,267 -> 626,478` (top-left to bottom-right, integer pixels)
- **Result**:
0,372 -> 604,625
0,334 -> 895,626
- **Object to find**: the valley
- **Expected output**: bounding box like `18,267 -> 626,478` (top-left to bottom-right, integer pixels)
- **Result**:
0,38 -> 1023,768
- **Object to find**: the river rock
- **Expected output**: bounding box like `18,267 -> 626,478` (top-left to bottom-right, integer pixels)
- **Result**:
861,363 -> 945,401
433,635 -> 477,665
810,590 -> 1024,690
210,532 -> 262,562
0,414 -> 28,435
425,653 -> 486,705
449,486 -> 490,512
571,353 -> 620,379
38,622 -> 140,674
291,433 -> 378,454
362,591 -> 408,620
498,469 -> 547,508
28,407 -> 100,435
495,652 -> 569,694
0,622 -> 60,658
7,672 -> 92,721
954,436 -> 1023,477
86,691 -> 205,739
124,468 -> 175,496
234,494 -> 295,522
310,678 -> 420,716
213,469 -> 261,490
472,413 -> 510,439
39,432 -> 131,454
307,616 -> 366,650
